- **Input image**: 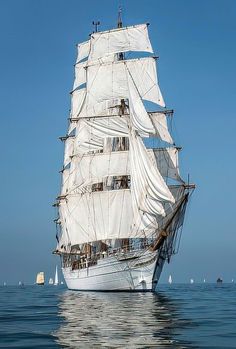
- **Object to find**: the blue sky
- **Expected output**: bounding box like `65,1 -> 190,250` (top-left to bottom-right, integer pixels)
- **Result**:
0,0 -> 235,284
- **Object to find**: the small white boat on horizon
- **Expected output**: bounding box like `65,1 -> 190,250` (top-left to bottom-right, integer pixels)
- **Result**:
168,275 -> 172,284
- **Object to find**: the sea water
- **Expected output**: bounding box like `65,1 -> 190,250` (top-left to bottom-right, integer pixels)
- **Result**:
0,284 -> 236,348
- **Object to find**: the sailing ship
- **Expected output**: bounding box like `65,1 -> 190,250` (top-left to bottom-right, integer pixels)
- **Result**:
49,277 -> 54,285
54,265 -> 59,285
36,272 -> 45,285
168,275 -> 172,284
53,12 -> 195,291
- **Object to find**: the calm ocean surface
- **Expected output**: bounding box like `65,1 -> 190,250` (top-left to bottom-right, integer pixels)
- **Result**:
0,284 -> 235,348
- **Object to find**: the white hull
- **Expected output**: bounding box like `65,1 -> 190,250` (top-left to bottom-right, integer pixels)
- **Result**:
62,250 -> 164,292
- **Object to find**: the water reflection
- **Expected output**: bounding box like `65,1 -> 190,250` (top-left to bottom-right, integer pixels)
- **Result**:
54,291 -> 195,348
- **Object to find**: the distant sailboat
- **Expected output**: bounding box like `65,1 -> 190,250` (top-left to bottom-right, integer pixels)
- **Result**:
203,279 -> 206,283
54,266 -> 59,286
60,281 -> 64,285
232,279 -> 234,283
168,275 -> 172,284
3,282 -> 6,286
49,278 -> 53,285
190,278 -> 194,284
36,272 -> 45,285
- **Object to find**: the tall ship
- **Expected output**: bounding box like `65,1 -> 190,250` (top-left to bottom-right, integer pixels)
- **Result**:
53,12 -> 194,291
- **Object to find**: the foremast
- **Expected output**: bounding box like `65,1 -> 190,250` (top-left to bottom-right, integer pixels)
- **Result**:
54,19 -> 194,263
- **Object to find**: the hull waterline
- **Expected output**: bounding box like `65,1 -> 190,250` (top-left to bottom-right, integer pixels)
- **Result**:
62,250 -> 164,292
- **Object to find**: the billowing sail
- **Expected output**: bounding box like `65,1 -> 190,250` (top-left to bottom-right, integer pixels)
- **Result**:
68,147 -> 182,193
76,24 -> 153,63
79,57 -> 164,118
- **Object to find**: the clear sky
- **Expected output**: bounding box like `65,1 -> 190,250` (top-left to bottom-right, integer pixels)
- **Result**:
0,0 -> 235,285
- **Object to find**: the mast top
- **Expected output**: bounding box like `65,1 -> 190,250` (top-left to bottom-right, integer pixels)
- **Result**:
117,6 -> 124,60
117,6 -> 122,28
92,21 -> 100,33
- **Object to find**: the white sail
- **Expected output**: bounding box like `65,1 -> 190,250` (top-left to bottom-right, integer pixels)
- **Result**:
149,112 -> 173,144
58,190 -> 133,247
126,58 -> 165,107
80,57 -> 164,118
74,151 -> 130,189
63,137 -> 74,167
61,159 -> 77,195
76,40 -> 90,62
152,147 -> 183,182
73,112 -> 173,154
71,147 -> 182,191
168,275 -> 172,284
89,24 -> 153,61
127,74 -> 155,134
73,62 -> 87,91
54,266 -> 59,285
70,88 -> 86,120
129,130 -> 175,232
